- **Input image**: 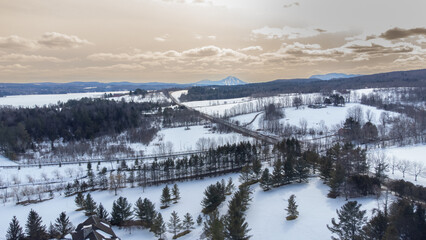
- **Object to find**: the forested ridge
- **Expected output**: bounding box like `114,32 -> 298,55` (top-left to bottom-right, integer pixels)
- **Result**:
181,69 -> 426,101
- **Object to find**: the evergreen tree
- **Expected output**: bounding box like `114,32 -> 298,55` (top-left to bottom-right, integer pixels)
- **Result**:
172,184 -> 181,203
363,210 -> 388,240
201,182 -> 226,214
6,216 -> 24,240
48,223 -> 58,239
151,213 -> 166,240
224,187 -> 252,240
272,158 -> 283,186
128,170 -> 135,188
283,156 -> 295,183
111,197 -> 133,226
197,215 -> 203,226
160,185 -> 172,208
203,211 -> 225,240
167,211 -> 182,237
74,192 -> 84,209
54,212 -> 74,239
294,157 -> 309,183
328,163 -> 345,198
327,201 -> 367,240
260,168 -> 272,191
251,158 -> 262,180
225,177 -> 235,195
134,197 -> 156,227
182,213 -> 195,231
84,193 -> 97,216
285,194 -> 299,220
25,209 -> 47,240
96,203 -> 110,220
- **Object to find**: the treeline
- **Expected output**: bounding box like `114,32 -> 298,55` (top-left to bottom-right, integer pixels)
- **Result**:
180,69 -> 426,102
328,199 -> 426,240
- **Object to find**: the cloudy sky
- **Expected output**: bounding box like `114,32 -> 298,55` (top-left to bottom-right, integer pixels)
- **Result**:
0,0 -> 425,83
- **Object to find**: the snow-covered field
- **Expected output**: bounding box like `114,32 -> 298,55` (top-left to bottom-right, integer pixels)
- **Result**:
143,125 -> 251,154
232,103 -> 398,132
0,91 -> 171,108
0,174 -> 389,240
108,91 -> 171,103
0,91 -> 128,108
370,144 -> 426,186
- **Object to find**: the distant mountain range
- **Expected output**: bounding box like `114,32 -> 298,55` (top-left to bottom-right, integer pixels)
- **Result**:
309,73 -> 362,80
0,76 -> 246,97
193,76 -> 246,86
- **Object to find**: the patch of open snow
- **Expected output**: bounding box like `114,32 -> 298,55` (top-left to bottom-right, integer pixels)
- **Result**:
0,91 -> 128,108
370,144 -> 426,186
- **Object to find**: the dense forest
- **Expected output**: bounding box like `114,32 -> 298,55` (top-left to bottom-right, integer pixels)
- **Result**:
180,69 -> 426,101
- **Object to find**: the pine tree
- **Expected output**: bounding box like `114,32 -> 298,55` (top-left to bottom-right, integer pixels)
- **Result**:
225,177 -> 235,195
203,210 -> 225,240
260,168 -> 272,191
285,194 -> 299,220
182,213 -> 195,231
197,215 -> 203,226
48,222 -> 58,239
201,182 -> 226,214
294,157 -> 309,183
151,213 -> 166,239
134,197 -> 157,227
224,187 -> 252,240
363,210 -> 388,240
167,211 -> 182,237
96,203 -> 110,220
160,185 -> 171,208
6,216 -> 24,240
54,212 -> 74,238
283,156 -> 295,183
327,201 -> 367,240
111,197 -> 133,226
84,193 -> 97,216
172,184 -> 181,203
328,163 -> 346,198
251,158 -> 262,180
272,158 -> 283,187
25,209 -> 47,240
74,192 -> 84,210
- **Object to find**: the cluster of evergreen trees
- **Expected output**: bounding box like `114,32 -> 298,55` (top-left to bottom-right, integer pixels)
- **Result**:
202,185 -> 253,240
260,139 -> 310,191
328,198 -> 426,240
6,210 -> 73,240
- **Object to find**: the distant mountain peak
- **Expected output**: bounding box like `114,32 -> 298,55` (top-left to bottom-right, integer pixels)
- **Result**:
309,73 -> 362,80
193,76 -> 246,86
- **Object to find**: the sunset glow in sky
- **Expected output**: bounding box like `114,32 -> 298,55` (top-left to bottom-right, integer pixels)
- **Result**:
1,0 -> 425,83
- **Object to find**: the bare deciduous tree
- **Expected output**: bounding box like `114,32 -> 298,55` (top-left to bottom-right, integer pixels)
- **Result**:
397,159 -> 411,178
411,162 -> 424,181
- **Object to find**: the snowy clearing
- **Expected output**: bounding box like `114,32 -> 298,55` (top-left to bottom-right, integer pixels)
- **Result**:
0,91 -> 128,108
231,103 -> 398,132
370,144 -> 426,186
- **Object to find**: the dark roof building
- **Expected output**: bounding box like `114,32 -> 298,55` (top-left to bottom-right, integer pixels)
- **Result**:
71,216 -> 120,240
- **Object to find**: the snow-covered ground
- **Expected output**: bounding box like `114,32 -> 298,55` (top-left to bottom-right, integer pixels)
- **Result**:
369,144 -> 426,186
0,155 -> 17,166
0,174 -> 390,240
142,125 -> 251,154
232,103 -> 398,132
0,91 -> 128,108
108,91 -> 171,103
